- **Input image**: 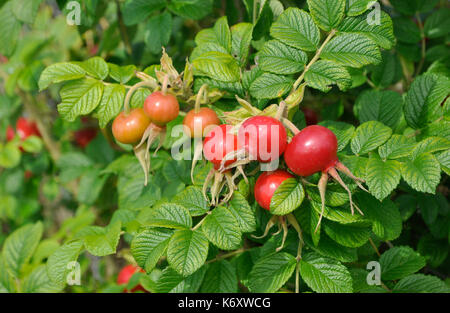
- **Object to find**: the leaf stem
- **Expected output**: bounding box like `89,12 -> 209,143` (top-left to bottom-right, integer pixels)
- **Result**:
368,237 -> 381,257
291,29 -> 337,92
191,212 -> 211,231
205,247 -> 248,264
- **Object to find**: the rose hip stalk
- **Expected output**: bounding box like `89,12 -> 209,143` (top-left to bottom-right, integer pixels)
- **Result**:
202,124 -> 239,205
283,125 -> 367,232
183,84 -> 221,182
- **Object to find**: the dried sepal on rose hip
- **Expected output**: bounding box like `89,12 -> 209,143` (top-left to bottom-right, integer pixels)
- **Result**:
201,124 -> 239,206
283,125 -> 368,232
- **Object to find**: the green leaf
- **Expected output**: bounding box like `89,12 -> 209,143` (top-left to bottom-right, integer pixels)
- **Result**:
351,121 -> 392,155
122,0 -> 166,26
412,137 -> 450,159
47,240 -> 84,285
390,0 -> 439,15
202,206 -> 242,250
404,74 -> 449,129
307,0 -> 345,31
309,200 -> 365,224
365,156 -> 402,201
401,153 -> 441,194
257,40 -> 307,75
75,57 -> 109,80
21,135 -> 43,153
356,90 -> 403,129
131,228 -> 173,272
299,252 -> 353,293
39,62 -> 86,91
155,266 -> 206,293
305,60 -> 352,92
130,87 -> 151,109
319,121 -> 355,151
143,203 -> 192,229
269,178 -> 305,215
380,246 -> 426,281
192,51 -> 240,82
96,84 -> 125,128
393,17 -> 421,44
3,222 -> 43,277
226,192 -> 256,233
77,222 -> 121,256
0,142 -> 20,168
145,11 -> 172,54
370,51 -> 401,88
12,0 -> 42,23
270,8 -> 320,52
436,149 -> 450,175
302,233 -> 358,262
22,265 -> 63,293
378,135 -> 416,160
172,186 -> 209,217
57,78 -> 104,122
346,0 -> 376,16
0,2 -> 21,56
248,252 -> 297,293
168,0 -> 213,20
213,16 -> 232,53
231,23 -> 253,67
167,229 -> 209,276
108,64 -> 136,84
200,260 -> 238,293
355,193 -> 402,241
322,33 -> 381,68
417,235 -> 448,268
0,254 -> 15,292
424,8 -> 450,39
323,221 -> 371,248
393,274 -> 449,293
249,73 -> 293,99
294,202 -> 321,245
77,169 -> 108,205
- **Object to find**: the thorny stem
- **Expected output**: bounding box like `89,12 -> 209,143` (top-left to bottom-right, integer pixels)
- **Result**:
123,80 -> 158,113
115,0 -> 132,56
292,29 -> 337,92
368,237 -> 381,257
415,13 -> 426,77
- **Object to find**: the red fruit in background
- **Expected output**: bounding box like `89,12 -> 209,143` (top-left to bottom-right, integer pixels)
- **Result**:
24,171 -> 33,179
183,107 -> 220,138
6,126 -> 15,141
112,108 -> 151,144
16,117 -> 41,140
203,124 -> 238,170
117,265 -> 146,293
301,108 -> 319,125
144,91 -> 179,127
254,170 -> 294,210
238,116 -> 287,163
284,125 -> 338,177
74,128 -> 97,148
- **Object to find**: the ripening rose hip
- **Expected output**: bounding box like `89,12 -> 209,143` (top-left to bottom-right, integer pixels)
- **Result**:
254,170 -> 294,211
183,107 -> 220,138
144,91 -> 179,126
284,125 -> 367,232
117,265 -> 147,293
284,125 -> 338,177
112,108 -> 151,144
238,116 -> 287,163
